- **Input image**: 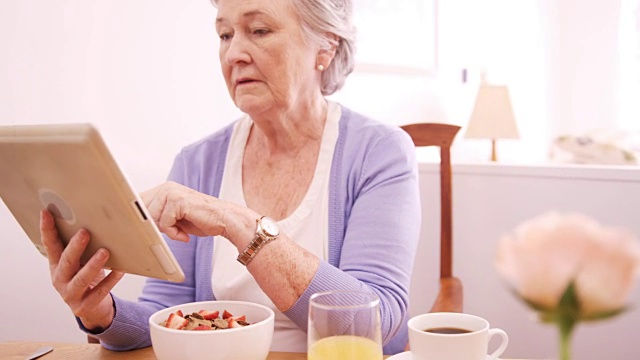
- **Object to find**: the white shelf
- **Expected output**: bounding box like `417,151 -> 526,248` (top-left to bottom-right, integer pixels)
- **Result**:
417,161 -> 640,182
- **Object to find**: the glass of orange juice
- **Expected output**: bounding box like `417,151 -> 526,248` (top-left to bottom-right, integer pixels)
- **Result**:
308,290 -> 383,360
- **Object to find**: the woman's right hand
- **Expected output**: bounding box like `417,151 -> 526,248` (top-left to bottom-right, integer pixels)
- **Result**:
39,209 -> 125,331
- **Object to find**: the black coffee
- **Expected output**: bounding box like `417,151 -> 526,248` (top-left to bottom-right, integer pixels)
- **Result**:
424,327 -> 472,334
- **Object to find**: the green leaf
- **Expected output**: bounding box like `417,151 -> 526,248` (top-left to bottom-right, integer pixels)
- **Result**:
557,282 -> 581,319
555,283 -> 579,335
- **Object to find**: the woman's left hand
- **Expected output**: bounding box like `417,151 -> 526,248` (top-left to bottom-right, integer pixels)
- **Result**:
140,181 -> 234,242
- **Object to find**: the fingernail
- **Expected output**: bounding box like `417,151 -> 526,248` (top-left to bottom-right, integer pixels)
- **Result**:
97,249 -> 108,260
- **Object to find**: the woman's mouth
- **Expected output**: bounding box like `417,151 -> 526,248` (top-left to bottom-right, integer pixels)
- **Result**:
236,78 -> 258,86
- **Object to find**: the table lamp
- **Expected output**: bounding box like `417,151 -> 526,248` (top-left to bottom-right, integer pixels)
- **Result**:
465,81 -> 519,161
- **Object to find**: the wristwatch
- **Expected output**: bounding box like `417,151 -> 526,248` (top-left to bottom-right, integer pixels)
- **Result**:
236,216 -> 280,266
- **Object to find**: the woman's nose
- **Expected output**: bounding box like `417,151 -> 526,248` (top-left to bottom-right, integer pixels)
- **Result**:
224,35 -> 251,65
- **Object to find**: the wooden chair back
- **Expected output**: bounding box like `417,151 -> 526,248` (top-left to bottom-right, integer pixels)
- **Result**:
400,123 -> 463,315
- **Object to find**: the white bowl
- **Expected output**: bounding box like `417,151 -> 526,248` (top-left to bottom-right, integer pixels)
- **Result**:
149,300 -> 275,360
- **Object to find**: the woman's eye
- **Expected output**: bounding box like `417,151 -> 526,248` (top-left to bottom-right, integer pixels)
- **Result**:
253,28 -> 270,36
219,33 -> 232,41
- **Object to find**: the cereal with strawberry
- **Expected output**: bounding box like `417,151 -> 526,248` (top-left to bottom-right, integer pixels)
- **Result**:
160,309 -> 251,331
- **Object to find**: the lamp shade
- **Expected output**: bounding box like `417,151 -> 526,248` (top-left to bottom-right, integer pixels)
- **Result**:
465,84 -> 519,139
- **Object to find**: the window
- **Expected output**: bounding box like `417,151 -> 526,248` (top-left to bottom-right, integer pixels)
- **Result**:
352,0 -> 437,75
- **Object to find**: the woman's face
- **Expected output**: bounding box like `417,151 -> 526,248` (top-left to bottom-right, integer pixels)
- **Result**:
216,0 -> 320,116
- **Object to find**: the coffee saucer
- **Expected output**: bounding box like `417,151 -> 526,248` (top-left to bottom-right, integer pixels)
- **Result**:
386,351 -> 500,360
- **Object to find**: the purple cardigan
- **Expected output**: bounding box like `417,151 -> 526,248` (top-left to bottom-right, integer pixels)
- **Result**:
85,105 -> 421,354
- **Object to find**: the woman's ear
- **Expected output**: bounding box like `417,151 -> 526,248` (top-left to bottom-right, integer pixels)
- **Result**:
316,33 -> 339,70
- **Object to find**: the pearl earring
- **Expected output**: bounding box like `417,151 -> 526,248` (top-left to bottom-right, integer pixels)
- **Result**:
317,64 -> 325,71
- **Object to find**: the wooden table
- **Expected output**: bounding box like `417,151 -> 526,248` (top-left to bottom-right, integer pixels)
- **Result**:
0,341 -> 527,359
1,342 -> 305,359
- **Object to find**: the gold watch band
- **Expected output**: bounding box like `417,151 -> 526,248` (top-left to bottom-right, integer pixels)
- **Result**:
237,234 -> 269,266
236,216 -> 279,266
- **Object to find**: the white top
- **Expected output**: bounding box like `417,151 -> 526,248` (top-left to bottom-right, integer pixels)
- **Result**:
211,102 -> 341,352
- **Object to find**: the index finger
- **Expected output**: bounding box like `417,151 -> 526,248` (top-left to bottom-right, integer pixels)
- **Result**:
139,184 -> 161,208
40,209 -> 65,267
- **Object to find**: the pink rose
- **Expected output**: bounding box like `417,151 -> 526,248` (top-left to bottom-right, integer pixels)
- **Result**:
495,212 -> 640,317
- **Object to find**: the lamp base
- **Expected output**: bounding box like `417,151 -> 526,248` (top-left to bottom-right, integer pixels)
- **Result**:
491,138 -> 497,161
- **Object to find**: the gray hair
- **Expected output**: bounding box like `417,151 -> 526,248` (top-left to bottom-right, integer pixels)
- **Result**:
210,0 -> 356,95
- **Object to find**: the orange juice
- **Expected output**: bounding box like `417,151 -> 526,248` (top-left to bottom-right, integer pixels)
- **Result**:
307,335 -> 383,360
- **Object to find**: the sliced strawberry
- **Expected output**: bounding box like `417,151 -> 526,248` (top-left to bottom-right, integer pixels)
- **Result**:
222,310 -> 233,320
198,310 -> 220,320
193,325 -> 213,331
234,315 -> 246,322
165,313 -> 189,330
175,310 -> 184,317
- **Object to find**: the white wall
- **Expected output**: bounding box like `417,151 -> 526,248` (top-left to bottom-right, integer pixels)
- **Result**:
539,0 -> 623,135
0,0 -> 241,184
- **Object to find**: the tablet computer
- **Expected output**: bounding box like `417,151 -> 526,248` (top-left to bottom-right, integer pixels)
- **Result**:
0,123 -> 185,282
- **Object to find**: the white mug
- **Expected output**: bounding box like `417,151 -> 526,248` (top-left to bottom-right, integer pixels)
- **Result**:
408,312 -> 508,360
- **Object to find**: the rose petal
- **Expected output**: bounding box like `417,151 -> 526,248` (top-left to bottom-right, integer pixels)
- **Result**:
575,227 -> 640,316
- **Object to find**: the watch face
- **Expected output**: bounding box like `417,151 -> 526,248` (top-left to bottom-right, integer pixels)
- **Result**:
260,217 -> 280,237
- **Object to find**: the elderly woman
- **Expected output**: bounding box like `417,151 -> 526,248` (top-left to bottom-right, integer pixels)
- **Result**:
39,0 -> 420,355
